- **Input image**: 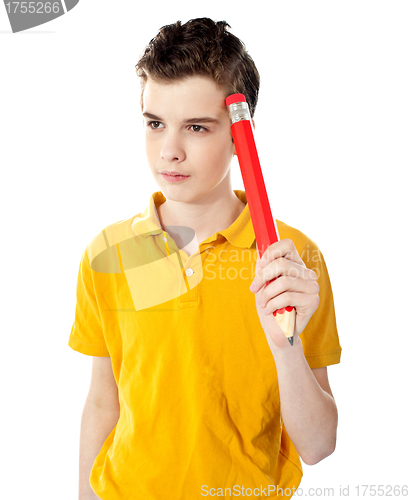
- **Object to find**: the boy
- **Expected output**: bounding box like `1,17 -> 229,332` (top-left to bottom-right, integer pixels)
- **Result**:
69,17 -> 341,500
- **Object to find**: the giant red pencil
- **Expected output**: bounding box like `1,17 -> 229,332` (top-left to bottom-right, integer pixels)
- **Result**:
226,93 -> 296,346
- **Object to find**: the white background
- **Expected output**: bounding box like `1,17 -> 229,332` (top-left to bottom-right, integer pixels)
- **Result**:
1,1 -> 409,498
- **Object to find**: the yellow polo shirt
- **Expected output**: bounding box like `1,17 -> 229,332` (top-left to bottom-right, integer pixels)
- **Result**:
68,189 -> 341,499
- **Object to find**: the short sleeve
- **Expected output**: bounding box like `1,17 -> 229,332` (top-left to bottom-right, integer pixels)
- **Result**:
298,242 -> 342,369
68,247 -> 110,357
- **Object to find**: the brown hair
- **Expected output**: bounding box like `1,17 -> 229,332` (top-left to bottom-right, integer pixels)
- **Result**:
135,18 -> 260,118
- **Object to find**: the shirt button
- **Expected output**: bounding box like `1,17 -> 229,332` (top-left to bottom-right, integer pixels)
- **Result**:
162,236 -> 168,242
185,268 -> 194,276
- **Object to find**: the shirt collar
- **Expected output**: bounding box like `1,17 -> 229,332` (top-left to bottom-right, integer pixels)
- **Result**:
131,190 -> 255,249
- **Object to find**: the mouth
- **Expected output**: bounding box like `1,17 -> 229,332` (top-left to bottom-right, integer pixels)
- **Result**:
160,172 -> 190,182
160,171 -> 189,176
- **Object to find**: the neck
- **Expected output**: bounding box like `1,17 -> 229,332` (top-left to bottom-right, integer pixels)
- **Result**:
157,191 -> 245,245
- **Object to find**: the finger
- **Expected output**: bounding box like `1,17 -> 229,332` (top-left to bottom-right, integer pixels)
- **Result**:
262,291 -> 320,316
251,259 -> 316,293
258,276 -> 320,308
260,239 -> 305,268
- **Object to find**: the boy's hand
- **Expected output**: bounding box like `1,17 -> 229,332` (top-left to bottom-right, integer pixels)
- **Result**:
249,239 -> 320,350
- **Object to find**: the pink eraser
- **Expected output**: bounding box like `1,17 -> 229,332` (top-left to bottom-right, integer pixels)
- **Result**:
225,93 -> 246,107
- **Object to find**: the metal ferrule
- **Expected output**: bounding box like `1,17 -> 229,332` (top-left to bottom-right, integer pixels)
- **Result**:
227,101 -> 251,124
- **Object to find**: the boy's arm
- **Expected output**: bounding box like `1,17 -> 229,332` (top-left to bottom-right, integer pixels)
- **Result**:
79,357 -> 120,500
271,343 -> 338,465
250,239 -> 338,465
311,366 -> 334,398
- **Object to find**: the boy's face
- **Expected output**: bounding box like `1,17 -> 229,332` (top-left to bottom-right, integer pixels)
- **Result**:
142,76 -> 235,204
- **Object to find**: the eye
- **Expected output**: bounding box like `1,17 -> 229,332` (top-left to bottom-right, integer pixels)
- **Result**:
189,125 -> 207,133
148,121 -> 164,129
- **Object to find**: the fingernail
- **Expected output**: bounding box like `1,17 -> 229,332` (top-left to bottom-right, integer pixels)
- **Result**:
260,258 -> 267,267
250,282 -> 257,292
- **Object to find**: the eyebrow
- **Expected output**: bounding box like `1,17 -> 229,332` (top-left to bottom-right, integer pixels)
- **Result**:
143,112 -> 220,124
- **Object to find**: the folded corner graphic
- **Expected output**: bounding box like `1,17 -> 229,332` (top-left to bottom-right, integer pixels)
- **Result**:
64,0 -> 80,10
3,0 -> 80,33
89,226 -> 204,312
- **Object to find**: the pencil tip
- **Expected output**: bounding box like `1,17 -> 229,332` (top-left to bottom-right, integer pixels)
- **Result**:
288,336 -> 294,346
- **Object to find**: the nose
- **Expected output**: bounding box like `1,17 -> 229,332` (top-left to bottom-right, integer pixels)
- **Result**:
160,131 -> 186,163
